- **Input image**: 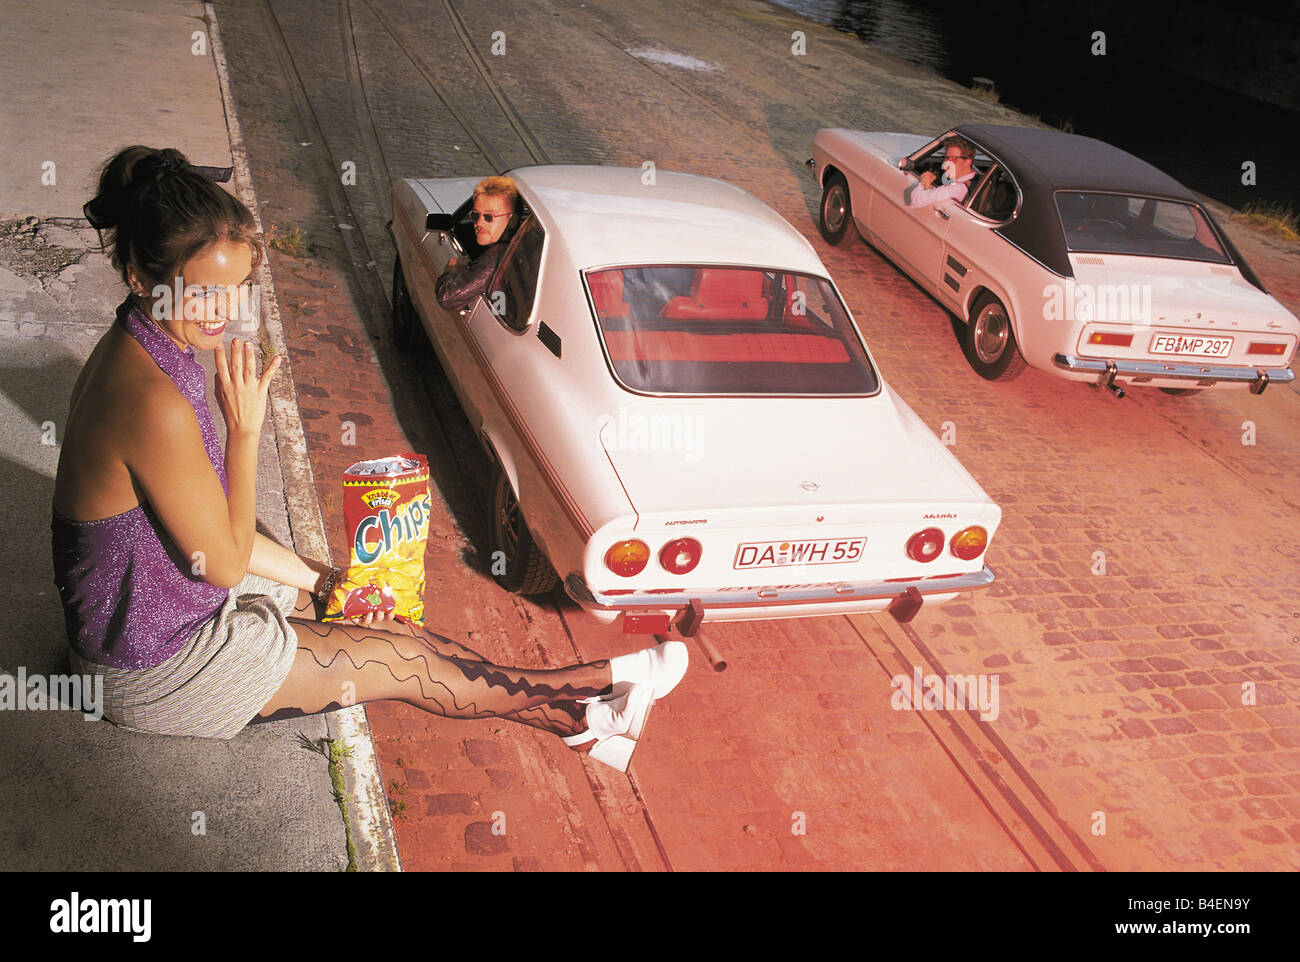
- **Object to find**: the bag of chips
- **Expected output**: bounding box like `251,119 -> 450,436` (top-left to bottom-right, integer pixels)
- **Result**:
323,454 -> 431,626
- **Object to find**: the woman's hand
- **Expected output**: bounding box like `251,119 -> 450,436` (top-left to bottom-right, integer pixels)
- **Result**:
214,338 -> 281,439
126,343 -> 274,589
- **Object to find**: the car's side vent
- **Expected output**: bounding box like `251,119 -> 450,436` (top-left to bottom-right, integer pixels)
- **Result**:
1075,255 -> 1106,265
538,321 -> 562,358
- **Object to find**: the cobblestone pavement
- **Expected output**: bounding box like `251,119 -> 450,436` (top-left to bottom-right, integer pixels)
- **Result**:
215,0 -> 1300,870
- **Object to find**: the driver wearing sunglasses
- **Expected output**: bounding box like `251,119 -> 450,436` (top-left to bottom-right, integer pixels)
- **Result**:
436,175 -> 521,311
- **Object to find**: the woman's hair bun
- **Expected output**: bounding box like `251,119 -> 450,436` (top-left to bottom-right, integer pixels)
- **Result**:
83,146 -> 193,230
139,147 -> 192,180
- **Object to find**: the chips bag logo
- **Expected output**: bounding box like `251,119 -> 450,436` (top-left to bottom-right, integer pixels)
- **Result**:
323,454 -> 431,626
361,487 -> 400,511
353,494 -> 431,564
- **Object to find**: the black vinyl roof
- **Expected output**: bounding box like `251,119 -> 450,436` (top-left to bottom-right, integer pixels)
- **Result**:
949,125 -> 1254,281
955,125 -> 1197,199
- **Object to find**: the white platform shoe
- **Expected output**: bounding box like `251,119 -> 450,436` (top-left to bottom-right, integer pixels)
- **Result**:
563,642 -> 690,772
562,684 -> 654,772
608,641 -> 689,701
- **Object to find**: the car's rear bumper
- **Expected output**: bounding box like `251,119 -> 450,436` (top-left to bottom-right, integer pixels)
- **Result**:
1052,353 -> 1294,394
564,566 -> 995,633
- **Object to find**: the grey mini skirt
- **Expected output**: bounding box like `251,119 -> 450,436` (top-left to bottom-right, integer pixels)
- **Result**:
69,572 -> 301,739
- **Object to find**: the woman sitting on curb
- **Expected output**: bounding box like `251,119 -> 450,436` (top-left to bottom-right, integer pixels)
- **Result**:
50,145 -> 686,771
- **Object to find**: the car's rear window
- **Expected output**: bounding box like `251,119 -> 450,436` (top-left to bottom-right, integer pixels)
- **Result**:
1055,191 -> 1230,263
585,266 -> 878,395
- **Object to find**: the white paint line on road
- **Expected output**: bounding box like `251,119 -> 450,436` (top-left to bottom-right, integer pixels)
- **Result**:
625,47 -> 720,71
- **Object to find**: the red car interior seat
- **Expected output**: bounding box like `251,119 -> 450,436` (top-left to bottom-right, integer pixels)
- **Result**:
659,268 -> 770,320
587,270 -> 630,320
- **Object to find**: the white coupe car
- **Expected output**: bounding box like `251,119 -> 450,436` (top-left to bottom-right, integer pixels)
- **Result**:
809,125 -> 1299,397
390,166 -> 1000,635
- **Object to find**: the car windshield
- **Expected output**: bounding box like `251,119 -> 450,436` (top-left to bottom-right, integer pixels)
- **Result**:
585,266 -> 879,395
1055,191 -> 1230,263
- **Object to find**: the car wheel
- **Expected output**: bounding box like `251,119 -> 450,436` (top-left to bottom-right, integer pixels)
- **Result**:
818,172 -> 860,246
964,293 -> 1028,381
391,256 -> 419,349
488,466 -> 559,596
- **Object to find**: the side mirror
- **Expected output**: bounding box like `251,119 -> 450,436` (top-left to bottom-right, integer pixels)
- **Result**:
897,157 -> 914,172
426,212 -> 454,232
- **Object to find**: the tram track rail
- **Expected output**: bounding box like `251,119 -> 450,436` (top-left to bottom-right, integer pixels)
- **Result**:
848,611 -> 1106,872
434,0 -> 552,166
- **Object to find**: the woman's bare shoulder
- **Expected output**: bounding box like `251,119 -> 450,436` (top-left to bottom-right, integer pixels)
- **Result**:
56,326 -> 189,518
65,327 -> 195,459
78,325 -> 177,406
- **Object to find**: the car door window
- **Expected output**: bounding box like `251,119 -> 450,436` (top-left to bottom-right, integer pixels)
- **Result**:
967,164 -> 1019,221
909,140 -> 993,182
489,217 -> 545,332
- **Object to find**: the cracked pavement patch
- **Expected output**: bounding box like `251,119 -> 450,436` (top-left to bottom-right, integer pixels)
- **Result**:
0,216 -> 91,280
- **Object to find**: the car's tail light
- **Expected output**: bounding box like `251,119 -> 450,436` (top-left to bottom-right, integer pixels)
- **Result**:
950,526 -> 989,561
659,537 -> 702,575
605,539 -> 650,577
1087,332 -> 1133,347
906,528 -> 945,563
1247,341 -> 1287,356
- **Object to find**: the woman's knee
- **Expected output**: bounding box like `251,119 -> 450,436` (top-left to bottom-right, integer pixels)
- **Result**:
285,618 -> 459,707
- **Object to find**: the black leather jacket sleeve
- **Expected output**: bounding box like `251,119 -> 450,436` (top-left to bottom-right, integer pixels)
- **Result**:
435,243 -> 509,312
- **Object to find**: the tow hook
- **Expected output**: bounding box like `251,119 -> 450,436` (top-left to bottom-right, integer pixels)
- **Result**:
1099,361 -> 1126,399
1250,370 -> 1270,396
888,586 -> 924,623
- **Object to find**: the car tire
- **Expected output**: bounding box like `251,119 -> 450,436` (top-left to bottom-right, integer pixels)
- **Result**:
392,256 -> 419,349
488,466 -> 559,596
964,293 -> 1028,381
818,172 -> 860,246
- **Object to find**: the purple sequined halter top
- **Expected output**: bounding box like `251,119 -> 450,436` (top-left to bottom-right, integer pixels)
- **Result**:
51,299 -> 230,669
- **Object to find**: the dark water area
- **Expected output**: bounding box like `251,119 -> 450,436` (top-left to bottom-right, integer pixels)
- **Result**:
772,0 -> 1300,215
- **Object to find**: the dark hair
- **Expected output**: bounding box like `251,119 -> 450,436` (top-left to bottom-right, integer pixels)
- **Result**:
84,146 -> 261,291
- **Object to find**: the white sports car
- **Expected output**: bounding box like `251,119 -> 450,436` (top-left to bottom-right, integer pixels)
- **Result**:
809,125 -> 1299,397
390,166 -> 1000,635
